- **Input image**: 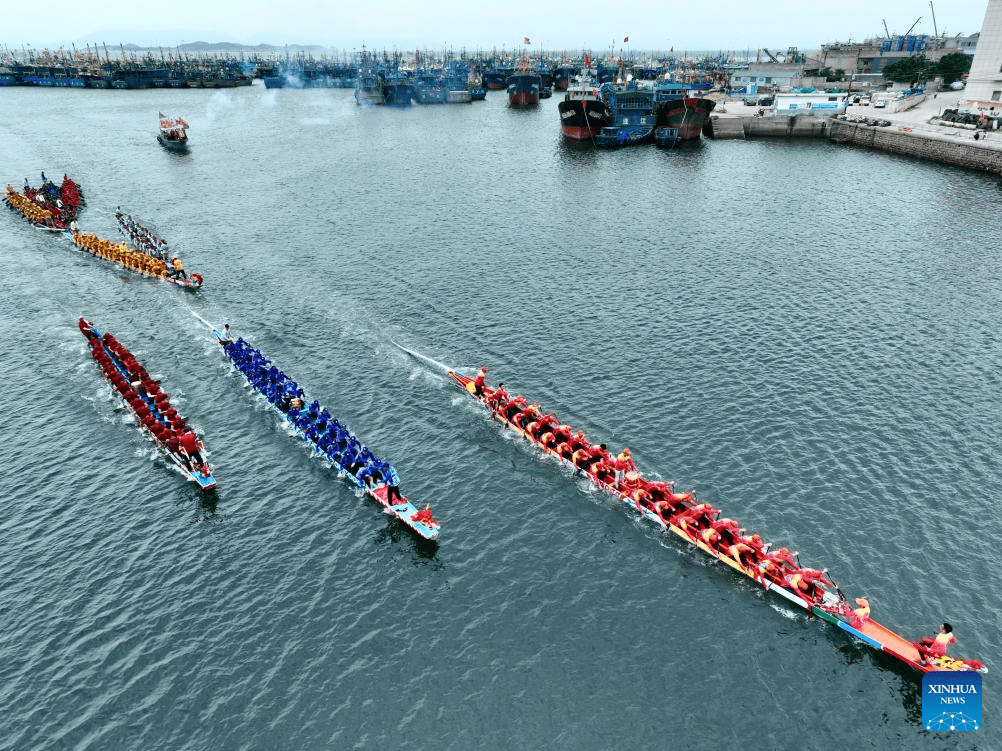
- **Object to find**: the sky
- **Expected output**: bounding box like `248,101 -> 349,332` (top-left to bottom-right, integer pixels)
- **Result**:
1,0 -> 992,54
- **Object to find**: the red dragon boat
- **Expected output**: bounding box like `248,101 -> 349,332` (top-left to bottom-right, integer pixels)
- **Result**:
449,369 -> 986,678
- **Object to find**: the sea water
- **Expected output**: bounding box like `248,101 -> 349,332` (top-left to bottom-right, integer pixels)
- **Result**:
0,84 -> 999,750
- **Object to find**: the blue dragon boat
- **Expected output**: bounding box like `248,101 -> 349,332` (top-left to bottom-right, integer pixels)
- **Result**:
214,329 -> 440,540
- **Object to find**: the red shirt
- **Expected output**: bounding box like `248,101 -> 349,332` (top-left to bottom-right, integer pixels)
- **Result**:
180,431 -> 198,454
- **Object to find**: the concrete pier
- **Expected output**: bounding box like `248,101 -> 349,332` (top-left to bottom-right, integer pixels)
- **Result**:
705,93 -> 1002,175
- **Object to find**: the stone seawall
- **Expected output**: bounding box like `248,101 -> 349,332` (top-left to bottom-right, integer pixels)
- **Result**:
828,119 -> 1002,175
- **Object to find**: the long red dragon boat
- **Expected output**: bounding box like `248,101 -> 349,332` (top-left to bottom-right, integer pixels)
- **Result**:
79,317 -> 217,489
449,369 -> 986,677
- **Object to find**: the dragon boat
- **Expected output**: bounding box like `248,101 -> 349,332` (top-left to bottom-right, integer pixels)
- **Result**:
112,209 -> 203,289
214,328 -> 440,540
78,318 -> 217,489
449,369 -> 985,676
4,173 -> 83,230
68,230 -> 203,289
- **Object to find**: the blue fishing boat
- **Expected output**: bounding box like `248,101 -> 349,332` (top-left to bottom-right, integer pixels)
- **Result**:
593,80 -> 657,148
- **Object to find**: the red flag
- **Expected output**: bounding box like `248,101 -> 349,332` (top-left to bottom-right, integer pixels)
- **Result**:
584,53 -> 591,67
524,36 -> 531,45
624,36 -> 629,43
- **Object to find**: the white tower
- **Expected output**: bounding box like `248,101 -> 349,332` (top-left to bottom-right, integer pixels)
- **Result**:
964,0 -> 1002,107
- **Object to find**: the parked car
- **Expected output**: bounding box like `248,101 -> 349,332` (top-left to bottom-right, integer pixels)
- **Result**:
757,96 -> 774,106
874,99 -> 887,108
742,96 -> 758,105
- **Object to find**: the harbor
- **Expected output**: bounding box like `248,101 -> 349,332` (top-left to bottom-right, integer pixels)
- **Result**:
2,79 -> 999,749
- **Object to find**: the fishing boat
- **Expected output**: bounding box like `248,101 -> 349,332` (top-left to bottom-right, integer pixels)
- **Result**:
447,369 -> 986,677
654,82 -> 717,143
507,56 -> 542,107
157,112 -> 189,150
78,318 -> 217,489
4,173 -> 83,229
593,80 -> 657,148
557,78 -> 612,140
354,65 -> 384,106
381,69 -> 414,106
213,329 -> 440,540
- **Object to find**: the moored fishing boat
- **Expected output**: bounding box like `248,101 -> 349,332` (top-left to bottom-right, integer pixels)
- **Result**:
4,173 -> 83,229
558,78 -> 612,140
78,318 -> 217,489
594,80 -> 657,148
157,112 -> 189,150
448,369 -> 986,677
507,56 -> 541,107
654,81 -> 717,143
213,328 -> 440,540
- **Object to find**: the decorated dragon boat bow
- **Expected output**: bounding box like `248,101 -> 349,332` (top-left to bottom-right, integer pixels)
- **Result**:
449,368 -> 985,677
78,318 -> 216,489
5,173 -> 83,230
214,328 -> 439,540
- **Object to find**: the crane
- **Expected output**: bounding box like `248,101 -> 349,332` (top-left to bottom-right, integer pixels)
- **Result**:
904,16 -> 922,37
930,1 -> 939,37
883,19 -> 891,39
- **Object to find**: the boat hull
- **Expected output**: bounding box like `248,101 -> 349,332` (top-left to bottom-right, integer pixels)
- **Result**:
507,72 -> 541,107
655,97 -> 717,141
558,98 -> 612,140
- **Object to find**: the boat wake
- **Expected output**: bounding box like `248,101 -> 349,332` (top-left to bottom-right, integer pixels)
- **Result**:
390,340 -> 454,374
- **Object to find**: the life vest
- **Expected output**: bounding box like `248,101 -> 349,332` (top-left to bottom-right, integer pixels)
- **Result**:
172,258 -> 184,271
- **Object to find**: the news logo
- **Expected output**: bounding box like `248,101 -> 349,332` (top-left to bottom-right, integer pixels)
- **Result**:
923,672 -> 982,731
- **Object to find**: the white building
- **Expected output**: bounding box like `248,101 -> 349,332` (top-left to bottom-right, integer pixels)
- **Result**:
964,0 -> 1002,106
772,92 -> 848,115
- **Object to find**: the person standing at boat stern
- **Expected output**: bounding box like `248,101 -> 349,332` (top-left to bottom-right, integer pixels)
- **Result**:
179,428 -> 206,472
916,623 -> 957,665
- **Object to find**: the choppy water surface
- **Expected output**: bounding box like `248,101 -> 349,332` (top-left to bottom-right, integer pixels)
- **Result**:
1,85 -> 999,750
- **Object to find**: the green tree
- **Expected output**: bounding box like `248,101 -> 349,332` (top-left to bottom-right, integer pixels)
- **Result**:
882,55 -> 930,83
934,52 -> 972,85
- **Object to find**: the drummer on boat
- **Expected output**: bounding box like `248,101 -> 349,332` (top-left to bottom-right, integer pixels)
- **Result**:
613,448 -> 636,489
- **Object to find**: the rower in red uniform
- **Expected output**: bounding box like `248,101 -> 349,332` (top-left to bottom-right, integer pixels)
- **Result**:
915,623 -> 957,666
756,546 -> 798,587
590,447 -> 615,484
787,567 -> 834,606
488,382 -> 508,411
676,503 -> 718,541
700,525 -> 722,551
727,539 -> 756,570
502,394 -> 527,422
512,402 -> 540,429
567,429 -> 588,453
